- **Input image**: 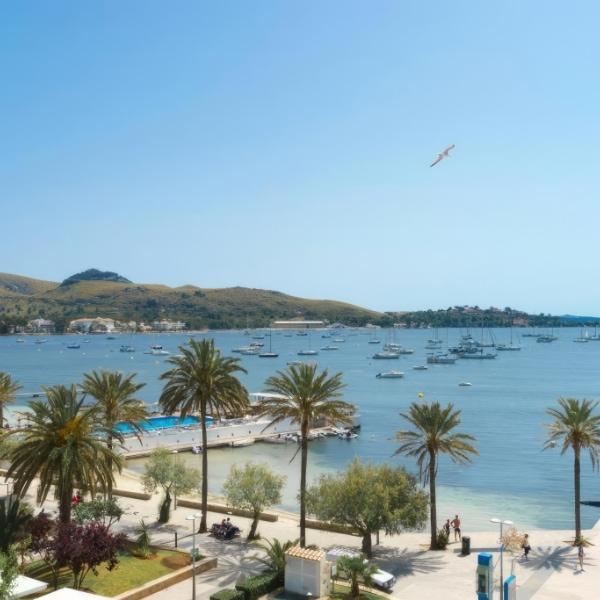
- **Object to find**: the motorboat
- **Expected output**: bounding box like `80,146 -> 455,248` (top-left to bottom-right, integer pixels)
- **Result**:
229,438 -> 255,447
241,348 -> 260,355
496,344 -> 521,351
83,339 -> 90,343
372,351 -> 400,359
427,354 -> 457,364
459,382 -> 472,386
16,339 -> 27,343
339,429 -> 358,439
320,345 -> 339,351
149,348 -> 170,355
334,338 -> 346,343
262,435 -> 289,444
460,350 -> 497,359
298,349 -> 318,355
413,365 -> 428,370
120,345 -> 135,353
192,445 -> 202,454
376,370 -> 405,378
67,343 -> 81,349
35,339 -> 47,344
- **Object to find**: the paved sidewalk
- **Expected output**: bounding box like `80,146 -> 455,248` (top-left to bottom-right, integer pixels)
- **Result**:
15,469 -> 600,600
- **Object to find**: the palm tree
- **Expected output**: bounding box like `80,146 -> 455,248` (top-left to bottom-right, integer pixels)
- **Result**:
337,553 -> 379,598
4,383 -> 121,523
0,372 -> 22,428
80,368 -> 148,498
255,362 -> 354,547
544,397 -> 600,542
392,399 -> 478,550
159,338 -> 249,533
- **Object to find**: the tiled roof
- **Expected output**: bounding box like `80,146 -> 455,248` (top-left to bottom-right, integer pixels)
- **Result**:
285,545 -> 325,561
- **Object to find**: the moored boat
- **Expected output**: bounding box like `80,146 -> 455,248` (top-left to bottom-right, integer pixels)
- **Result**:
376,370 -> 405,378
372,351 -> 400,359
229,438 -> 255,448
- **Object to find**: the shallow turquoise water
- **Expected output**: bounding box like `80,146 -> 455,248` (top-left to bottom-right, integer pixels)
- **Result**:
4,328 -> 600,532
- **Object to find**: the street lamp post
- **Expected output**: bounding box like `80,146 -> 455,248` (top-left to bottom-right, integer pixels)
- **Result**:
186,513 -> 202,600
172,450 -> 178,510
490,517 -> 513,600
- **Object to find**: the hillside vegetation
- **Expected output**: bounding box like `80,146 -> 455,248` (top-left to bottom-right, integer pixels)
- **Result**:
0,272 -> 389,330
0,272 -> 59,296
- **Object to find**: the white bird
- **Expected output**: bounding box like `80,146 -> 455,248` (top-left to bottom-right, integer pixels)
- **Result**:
430,144 -> 455,167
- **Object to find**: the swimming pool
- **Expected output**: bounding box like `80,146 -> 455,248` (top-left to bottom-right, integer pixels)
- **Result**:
116,415 -> 213,434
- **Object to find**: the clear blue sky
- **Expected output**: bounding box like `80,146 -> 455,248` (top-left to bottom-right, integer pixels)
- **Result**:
3,2 -> 599,316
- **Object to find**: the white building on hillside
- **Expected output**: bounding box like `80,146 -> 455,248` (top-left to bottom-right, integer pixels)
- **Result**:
69,318 -> 115,332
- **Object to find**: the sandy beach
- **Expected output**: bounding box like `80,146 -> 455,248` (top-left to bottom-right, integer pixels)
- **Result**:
10,466 -> 599,599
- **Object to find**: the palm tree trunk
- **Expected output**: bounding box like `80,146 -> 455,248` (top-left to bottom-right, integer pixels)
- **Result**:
574,447 -> 581,541
429,450 -> 438,550
59,484 -> 73,523
299,422 -> 309,547
199,402 -> 208,533
107,435 -> 114,499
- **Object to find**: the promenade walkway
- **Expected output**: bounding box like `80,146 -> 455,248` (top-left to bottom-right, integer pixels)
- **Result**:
12,468 -> 600,600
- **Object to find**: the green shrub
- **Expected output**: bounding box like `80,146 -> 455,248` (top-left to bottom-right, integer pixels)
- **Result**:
436,528 -> 449,550
235,570 -> 281,600
209,589 -> 245,600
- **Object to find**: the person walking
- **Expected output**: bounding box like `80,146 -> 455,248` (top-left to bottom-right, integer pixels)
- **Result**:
521,534 -> 531,560
450,515 -> 461,542
575,538 -> 585,572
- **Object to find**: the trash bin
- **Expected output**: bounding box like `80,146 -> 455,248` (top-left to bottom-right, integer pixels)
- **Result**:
462,536 -> 470,556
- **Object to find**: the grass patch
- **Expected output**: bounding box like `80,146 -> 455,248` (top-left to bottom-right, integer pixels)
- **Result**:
25,547 -> 190,597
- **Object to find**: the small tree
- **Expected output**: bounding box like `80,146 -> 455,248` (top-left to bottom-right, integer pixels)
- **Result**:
0,498 -> 33,553
134,519 -> 153,558
222,462 -> 286,540
141,447 -> 201,522
336,554 -> 379,599
306,458 -> 429,557
0,549 -> 19,600
26,512 -> 60,590
72,497 -> 124,530
243,538 -> 303,584
54,521 -> 128,590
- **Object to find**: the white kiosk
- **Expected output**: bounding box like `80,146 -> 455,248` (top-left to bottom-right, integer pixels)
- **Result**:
284,545 -> 332,598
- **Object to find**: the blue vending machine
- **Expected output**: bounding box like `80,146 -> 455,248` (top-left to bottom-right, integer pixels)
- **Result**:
476,553 -> 493,600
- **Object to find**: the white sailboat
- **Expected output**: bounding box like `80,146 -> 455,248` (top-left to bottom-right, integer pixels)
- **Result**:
259,329 -> 279,357
496,328 -> 521,351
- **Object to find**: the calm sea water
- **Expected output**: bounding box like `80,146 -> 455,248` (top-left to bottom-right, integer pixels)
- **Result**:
3,328 -> 600,533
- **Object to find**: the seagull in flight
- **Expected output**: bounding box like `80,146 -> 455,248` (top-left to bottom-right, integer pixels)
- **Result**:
430,144 -> 455,167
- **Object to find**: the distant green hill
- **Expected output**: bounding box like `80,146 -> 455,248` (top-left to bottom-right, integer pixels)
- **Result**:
0,272 -> 390,331
0,272 -> 59,296
61,268 -> 132,286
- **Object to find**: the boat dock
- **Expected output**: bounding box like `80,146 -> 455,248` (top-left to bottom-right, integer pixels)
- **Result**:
121,420 -> 336,459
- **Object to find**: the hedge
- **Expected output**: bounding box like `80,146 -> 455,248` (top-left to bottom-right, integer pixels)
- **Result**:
209,589 -> 245,600
235,570 -> 282,600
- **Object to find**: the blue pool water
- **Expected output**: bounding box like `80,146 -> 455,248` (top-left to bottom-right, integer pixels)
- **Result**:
116,415 -> 213,434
